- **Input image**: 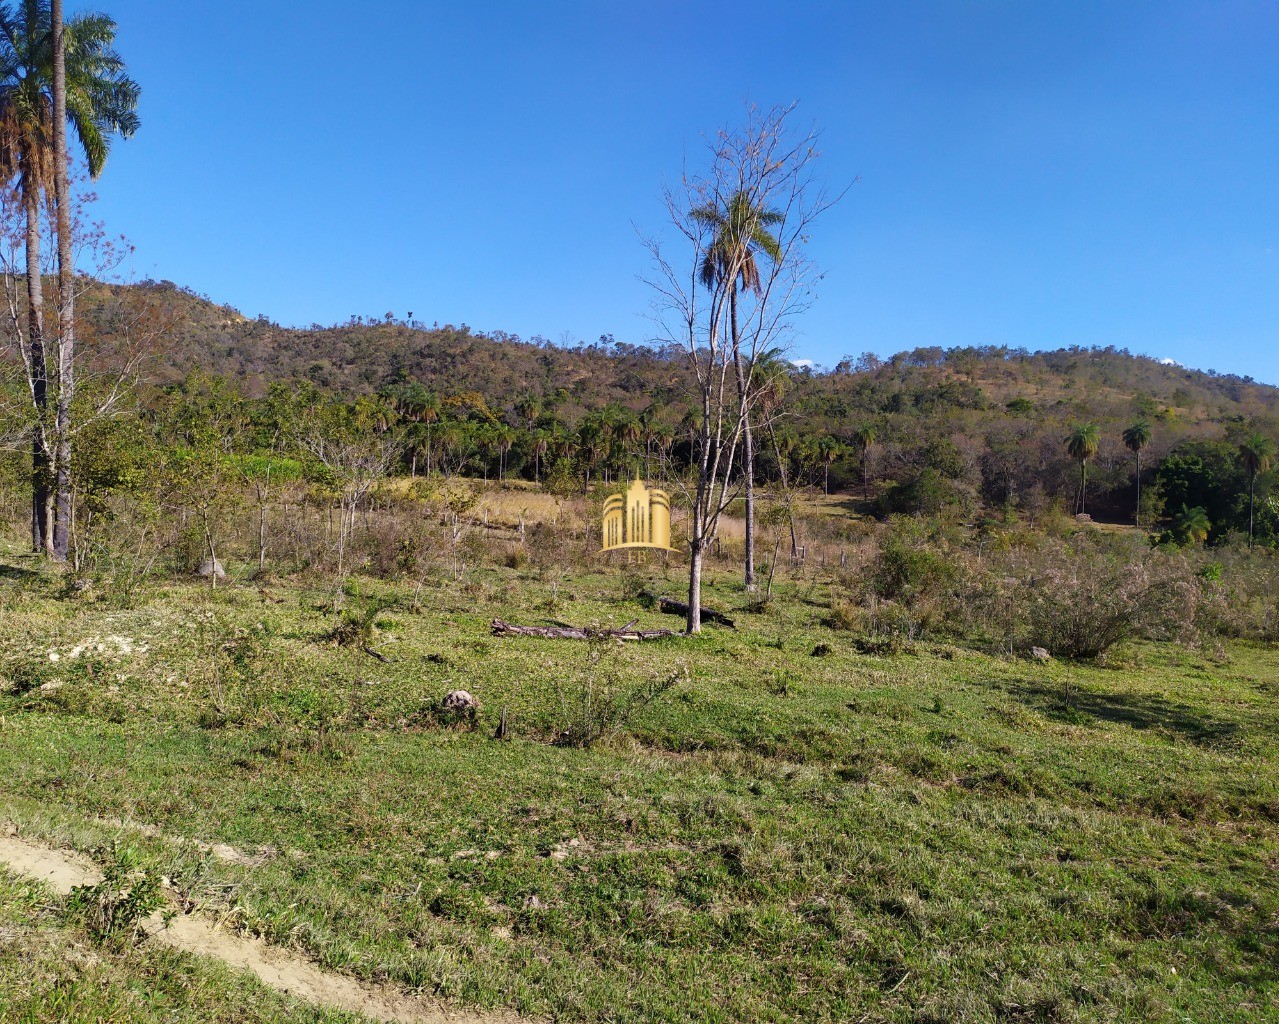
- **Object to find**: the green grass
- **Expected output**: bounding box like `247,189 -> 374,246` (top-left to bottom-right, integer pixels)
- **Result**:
0,872 -> 358,1022
1,544 -> 1278,1022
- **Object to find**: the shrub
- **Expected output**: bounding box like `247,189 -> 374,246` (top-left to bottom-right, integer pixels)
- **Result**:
1009,543 -> 1207,658
67,845 -> 165,944
876,469 -> 976,518
869,538 -> 956,606
555,636 -> 686,748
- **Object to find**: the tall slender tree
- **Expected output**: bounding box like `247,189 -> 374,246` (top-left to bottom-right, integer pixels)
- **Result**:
692,191 -> 782,591
0,0 -> 139,558
644,104 -> 834,631
1122,420 -> 1152,527
852,423 -> 877,501
816,435 -> 841,496
1239,433 -> 1275,549
1066,423 -> 1100,516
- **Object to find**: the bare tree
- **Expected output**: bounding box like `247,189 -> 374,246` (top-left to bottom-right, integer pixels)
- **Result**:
300,430 -> 400,578
644,105 -> 839,632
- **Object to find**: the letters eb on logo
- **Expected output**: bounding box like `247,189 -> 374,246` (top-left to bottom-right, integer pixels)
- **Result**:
600,478 -> 679,553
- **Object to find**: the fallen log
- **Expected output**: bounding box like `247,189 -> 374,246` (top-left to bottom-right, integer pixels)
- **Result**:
491,619 -> 676,641
639,591 -> 736,629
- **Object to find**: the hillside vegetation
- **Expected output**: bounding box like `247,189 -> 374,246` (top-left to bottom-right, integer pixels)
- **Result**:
53,278 -> 1279,540
1,543 -> 1278,1023
0,279 -> 1275,1023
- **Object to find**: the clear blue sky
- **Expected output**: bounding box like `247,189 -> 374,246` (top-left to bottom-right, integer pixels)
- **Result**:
82,1 -> 1279,384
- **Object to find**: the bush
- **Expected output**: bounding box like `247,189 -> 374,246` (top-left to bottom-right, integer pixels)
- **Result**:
555,636 -> 686,747
67,845 -> 165,944
1007,543 -> 1207,659
876,469 -> 976,518
869,538 -> 957,606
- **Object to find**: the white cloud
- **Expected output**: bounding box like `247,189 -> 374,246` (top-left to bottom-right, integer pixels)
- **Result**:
791,358 -> 815,369
1158,357 -> 1180,366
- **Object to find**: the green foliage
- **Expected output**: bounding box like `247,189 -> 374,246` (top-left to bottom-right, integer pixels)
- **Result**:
66,845 -> 164,945
868,536 -> 957,605
876,467 -> 973,517
554,636 -> 686,748
1171,505 -> 1211,546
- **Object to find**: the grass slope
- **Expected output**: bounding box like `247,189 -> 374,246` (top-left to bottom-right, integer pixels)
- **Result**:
1,545 -> 1277,1022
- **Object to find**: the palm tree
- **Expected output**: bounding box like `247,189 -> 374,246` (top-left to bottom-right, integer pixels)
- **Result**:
0,0 -> 139,556
692,190 -> 783,590
1172,505 -> 1210,546
817,436 -> 842,496
1065,423 -> 1100,516
496,424 -> 516,482
404,389 -> 441,476
514,394 -> 540,433
852,423 -> 877,501
1122,420 -> 1152,527
1239,433 -> 1276,549
577,419 -> 607,493
618,413 -> 642,474
530,430 -> 548,484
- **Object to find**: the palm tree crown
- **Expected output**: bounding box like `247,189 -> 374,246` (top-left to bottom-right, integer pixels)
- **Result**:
0,1 -> 140,182
692,190 -> 783,298
1066,423 -> 1100,464
1122,421 -> 1151,455
1240,433 -> 1275,480
1066,423 -> 1100,516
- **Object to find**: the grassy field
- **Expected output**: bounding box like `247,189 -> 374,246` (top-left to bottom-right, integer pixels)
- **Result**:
1,539 -> 1277,1023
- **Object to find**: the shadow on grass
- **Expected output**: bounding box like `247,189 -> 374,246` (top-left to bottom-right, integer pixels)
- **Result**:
0,563 -> 41,582
1009,681 -> 1241,748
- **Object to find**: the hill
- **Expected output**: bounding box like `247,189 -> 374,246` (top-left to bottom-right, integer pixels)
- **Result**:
87,281 -> 1279,425
67,279 -> 1279,531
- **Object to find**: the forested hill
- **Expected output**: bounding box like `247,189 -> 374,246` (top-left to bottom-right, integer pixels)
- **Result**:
90,279 -> 1278,421
72,278 -> 1279,532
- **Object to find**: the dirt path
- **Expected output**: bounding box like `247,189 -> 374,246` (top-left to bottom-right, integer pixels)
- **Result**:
0,832 -> 519,1024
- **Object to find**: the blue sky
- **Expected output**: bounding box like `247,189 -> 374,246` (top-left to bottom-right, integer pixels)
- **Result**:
82,1 -> 1279,384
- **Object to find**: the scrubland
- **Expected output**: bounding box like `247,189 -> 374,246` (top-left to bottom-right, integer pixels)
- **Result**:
1,491 -> 1277,1022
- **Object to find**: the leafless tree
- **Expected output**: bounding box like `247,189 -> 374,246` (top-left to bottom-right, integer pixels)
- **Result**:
299,431 -> 401,578
643,104 -> 840,632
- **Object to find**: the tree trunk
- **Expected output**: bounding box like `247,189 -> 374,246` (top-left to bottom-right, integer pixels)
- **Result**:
51,0 -> 73,562
24,179 -> 50,554
491,620 -> 674,641
730,288 -> 756,590
1134,451 -> 1141,527
1249,474 -> 1256,549
768,426 -> 799,557
257,479 -> 269,572
686,541 -> 704,634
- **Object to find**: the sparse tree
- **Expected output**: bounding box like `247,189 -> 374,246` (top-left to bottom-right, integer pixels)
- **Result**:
1122,420 -> 1152,527
1066,423 -> 1100,516
644,104 -> 837,632
1239,433 -> 1275,549
692,190 -> 783,590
